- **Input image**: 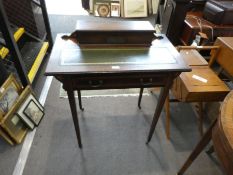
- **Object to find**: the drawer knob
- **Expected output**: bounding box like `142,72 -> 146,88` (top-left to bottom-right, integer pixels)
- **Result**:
88,80 -> 103,88
140,78 -> 153,86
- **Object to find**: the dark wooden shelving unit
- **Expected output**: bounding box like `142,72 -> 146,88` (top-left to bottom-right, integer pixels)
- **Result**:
0,0 -> 53,86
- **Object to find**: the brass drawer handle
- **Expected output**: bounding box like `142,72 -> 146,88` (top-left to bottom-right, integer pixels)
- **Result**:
88,80 -> 103,88
140,78 -> 153,86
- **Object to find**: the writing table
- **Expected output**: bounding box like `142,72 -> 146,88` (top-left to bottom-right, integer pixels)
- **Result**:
45,34 -> 190,148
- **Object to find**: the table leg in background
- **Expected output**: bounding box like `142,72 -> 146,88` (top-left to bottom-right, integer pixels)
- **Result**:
67,88 -> 82,148
147,75 -> 174,143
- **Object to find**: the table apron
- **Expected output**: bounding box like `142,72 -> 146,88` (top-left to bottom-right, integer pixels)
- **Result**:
57,73 -> 175,90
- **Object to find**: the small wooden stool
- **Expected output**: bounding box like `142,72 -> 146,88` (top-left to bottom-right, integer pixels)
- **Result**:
165,46 -> 230,139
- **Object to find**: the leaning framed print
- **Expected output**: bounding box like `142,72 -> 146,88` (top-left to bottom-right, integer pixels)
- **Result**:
16,86 -> 36,130
123,0 -> 148,17
0,74 -> 23,120
22,94 -> 44,126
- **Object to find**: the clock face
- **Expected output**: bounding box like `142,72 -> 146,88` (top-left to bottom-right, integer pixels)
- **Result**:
97,4 -> 110,17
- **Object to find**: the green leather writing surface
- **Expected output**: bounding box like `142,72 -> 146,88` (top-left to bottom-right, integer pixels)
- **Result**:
60,47 -> 176,65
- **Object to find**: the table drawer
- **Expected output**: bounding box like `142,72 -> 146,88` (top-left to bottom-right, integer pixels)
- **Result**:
68,74 -> 169,90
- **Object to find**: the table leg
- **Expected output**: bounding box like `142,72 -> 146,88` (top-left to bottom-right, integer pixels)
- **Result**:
165,96 -> 170,140
177,119 -> 217,175
147,75 -> 174,143
206,145 -> 215,154
67,89 -> 82,148
197,102 -> 204,136
138,88 -> 144,109
77,90 -> 84,111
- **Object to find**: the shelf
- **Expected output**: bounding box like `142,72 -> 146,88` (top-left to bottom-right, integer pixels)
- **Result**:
0,27 -> 25,59
20,41 -> 49,83
1,26 -> 49,83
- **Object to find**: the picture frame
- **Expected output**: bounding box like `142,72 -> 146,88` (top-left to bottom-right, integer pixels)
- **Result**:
0,87 -> 31,144
1,113 -> 28,144
16,87 -> 38,130
23,96 -> 44,126
0,127 -> 15,145
123,0 -> 148,17
111,2 -> 121,17
0,74 -> 23,120
94,2 -> 111,17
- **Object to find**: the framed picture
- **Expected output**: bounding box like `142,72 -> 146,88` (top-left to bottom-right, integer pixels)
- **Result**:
111,2 -> 121,17
0,87 -> 31,144
94,3 -> 110,17
0,74 -> 23,119
123,0 -> 148,17
17,89 -> 44,128
16,88 -> 35,130
1,114 -> 28,144
23,97 -> 44,126
12,86 -> 35,130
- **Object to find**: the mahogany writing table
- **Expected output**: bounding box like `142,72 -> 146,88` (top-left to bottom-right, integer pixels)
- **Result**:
45,34 -> 190,148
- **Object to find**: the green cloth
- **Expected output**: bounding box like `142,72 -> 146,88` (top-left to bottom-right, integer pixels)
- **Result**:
61,47 -> 176,65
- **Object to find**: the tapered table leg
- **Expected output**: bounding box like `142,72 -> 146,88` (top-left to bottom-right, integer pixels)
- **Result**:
197,102 -> 204,136
206,145 -> 214,154
138,88 -> 144,109
77,90 -> 84,111
67,89 -> 82,148
147,75 -> 174,143
177,119 -> 217,175
165,96 -> 170,139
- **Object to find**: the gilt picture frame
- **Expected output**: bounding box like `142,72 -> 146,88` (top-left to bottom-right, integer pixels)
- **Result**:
1,113 -> 28,144
0,74 -> 23,119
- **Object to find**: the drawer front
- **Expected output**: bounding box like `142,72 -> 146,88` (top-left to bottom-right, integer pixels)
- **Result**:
67,74 -> 169,90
